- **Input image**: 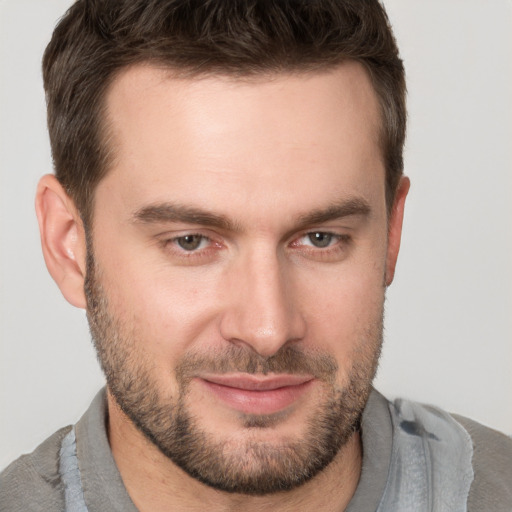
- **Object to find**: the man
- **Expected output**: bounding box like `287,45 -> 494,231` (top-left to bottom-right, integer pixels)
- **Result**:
1,0 -> 511,510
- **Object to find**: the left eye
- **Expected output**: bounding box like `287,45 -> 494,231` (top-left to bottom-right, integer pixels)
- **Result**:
302,232 -> 338,248
175,234 -> 208,251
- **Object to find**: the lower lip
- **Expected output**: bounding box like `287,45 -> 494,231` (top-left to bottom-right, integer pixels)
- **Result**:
199,379 -> 314,416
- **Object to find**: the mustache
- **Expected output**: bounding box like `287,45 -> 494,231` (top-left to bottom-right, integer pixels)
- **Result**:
175,345 -> 338,384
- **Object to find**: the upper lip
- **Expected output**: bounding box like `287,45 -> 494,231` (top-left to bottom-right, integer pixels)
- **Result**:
199,373 -> 314,391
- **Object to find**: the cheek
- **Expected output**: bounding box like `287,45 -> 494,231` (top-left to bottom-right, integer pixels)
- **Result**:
99,254 -> 225,358
297,263 -> 386,357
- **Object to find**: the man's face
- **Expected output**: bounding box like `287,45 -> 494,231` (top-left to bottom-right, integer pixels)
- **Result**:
85,62 -> 401,494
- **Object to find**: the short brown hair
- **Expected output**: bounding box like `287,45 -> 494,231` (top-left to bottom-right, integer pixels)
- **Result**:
43,0 -> 406,225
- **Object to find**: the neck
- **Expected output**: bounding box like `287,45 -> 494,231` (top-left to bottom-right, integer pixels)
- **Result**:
108,394 -> 362,512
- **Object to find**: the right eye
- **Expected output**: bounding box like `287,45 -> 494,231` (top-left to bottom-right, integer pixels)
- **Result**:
174,234 -> 209,251
304,232 -> 337,248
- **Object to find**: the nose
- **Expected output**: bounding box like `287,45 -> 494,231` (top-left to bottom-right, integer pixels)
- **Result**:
219,248 -> 306,358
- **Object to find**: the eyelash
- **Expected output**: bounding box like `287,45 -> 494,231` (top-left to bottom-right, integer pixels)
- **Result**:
295,232 -> 348,248
162,233 -> 219,261
291,232 -> 352,261
161,231 -> 352,262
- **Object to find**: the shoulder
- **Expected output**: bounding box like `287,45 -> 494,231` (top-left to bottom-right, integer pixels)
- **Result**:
452,414 -> 512,512
388,397 -> 512,511
0,426 -> 71,512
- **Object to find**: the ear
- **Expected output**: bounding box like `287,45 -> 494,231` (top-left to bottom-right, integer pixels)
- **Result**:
385,176 -> 410,286
35,174 -> 88,308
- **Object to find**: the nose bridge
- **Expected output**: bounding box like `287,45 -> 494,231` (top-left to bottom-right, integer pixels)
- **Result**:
220,244 -> 305,357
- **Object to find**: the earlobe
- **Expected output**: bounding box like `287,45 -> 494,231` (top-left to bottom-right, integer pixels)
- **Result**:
35,174 -> 88,309
385,176 -> 410,286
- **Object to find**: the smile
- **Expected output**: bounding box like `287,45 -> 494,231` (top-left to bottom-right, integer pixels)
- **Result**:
197,373 -> 315,416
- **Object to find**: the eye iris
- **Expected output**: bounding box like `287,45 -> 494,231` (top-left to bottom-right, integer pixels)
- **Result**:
177,235 -> 202,251
308,232 -> 332,248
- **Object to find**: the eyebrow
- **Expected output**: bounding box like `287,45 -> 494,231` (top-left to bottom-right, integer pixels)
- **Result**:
133,203 -> 241,232
132,196 -> 371,232
295,197 -> 371,228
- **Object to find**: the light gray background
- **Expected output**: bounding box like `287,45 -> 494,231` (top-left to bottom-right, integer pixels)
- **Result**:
1,0 -> 511,470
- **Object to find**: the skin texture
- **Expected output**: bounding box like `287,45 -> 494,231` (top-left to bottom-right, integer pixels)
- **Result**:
36,61 -> 409,511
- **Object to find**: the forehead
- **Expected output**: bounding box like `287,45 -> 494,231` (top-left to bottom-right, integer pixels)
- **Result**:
98,62 -> 384,224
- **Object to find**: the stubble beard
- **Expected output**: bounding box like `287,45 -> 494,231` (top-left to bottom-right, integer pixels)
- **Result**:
84,249 -> 383,495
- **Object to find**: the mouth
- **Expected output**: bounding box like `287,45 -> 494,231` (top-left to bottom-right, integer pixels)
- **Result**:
197,373 -> 315,416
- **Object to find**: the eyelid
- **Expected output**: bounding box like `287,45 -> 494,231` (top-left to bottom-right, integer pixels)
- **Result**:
167,232 -> 212,246
291,229 -> 349,245
157,227 -> 351,264
288,230 -> 353,264
172,233 -> 211,251
157,228 -> 214,243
